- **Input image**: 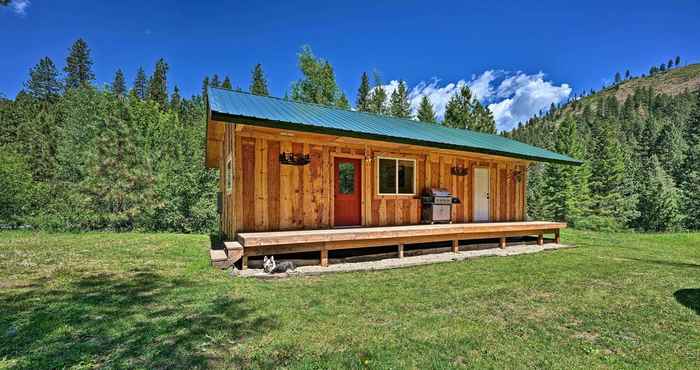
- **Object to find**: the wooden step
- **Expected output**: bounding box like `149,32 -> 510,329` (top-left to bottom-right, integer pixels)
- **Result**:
210,249 -> 232,269
224,241 -> 244,264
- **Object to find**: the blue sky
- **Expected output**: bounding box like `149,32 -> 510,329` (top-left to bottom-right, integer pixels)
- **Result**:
2,0 -> 699,130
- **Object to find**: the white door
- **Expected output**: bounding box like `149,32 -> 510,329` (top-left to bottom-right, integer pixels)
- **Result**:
473,168 -> 490,222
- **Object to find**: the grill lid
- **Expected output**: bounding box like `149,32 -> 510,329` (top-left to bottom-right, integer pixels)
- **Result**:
427,188 -> 452,197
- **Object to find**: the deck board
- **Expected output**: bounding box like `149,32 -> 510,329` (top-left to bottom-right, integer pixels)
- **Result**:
237,221 -> 566,247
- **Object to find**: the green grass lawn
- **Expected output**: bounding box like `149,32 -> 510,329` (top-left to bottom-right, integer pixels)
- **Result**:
0,230 -> 698,369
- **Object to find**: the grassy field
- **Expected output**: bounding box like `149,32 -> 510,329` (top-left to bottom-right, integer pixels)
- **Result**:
0,230 -> 698,369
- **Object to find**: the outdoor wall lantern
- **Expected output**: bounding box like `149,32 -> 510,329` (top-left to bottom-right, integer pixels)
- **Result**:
450,165 -> 469,176
279,152 -> 311,166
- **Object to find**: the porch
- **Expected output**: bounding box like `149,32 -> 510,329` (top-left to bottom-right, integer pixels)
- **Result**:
226,221 -> 566,269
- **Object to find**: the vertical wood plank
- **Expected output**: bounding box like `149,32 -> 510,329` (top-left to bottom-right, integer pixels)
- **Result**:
292,142 -> 304,228
279,141 -> 293,230
254,138 -> 268,231
267,140 -> 280,230
241,138 -> 256,231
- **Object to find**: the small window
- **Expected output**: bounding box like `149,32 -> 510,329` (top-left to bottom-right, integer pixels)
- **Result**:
377,157 -> 415,195
338,162 -> 355,194
225,155 -> 233,194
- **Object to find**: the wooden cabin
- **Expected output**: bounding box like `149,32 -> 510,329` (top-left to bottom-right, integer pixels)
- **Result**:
205,87 -> 581,268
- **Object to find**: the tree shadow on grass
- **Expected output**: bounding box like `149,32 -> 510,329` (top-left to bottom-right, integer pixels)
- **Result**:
626,258 -> 700,269
0,270 -> 275,369
674,289 -> 700,315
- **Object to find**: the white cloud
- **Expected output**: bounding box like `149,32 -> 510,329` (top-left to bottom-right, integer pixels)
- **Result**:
10,0 -> 30,15
375,70 -> 571,132
487,72 -> 571,131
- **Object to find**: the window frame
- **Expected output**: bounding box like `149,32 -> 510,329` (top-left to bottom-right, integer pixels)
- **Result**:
225,154 -> 233,195
376,156 -> 417,196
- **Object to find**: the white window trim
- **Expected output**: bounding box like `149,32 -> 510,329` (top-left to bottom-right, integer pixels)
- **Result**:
225,154 -> 233,195
376,156 -> 417,196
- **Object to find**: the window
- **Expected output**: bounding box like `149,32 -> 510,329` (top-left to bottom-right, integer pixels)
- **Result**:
377,157 -> 415,195
338,162 -> 355,194
225,155 -> 233,194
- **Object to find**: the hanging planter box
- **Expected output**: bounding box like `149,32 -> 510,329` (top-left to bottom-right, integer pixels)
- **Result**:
279,152 -> 311,166
450,166 -> 469,176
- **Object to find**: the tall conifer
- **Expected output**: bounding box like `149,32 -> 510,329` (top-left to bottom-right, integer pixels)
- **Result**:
25,57 -> 62,102
147,58 -> 169,108
111,69 -> 126,96
417,96 -> 436,123
132,67 -> 148,100
356,72 -> 371,112
249,64 -> 269,96
221,76 -> 232,89
389,80 -> 411,118
64,38 -> 95,89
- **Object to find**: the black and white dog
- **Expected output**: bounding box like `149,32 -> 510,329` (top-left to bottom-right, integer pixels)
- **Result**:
262,256 -> 295,274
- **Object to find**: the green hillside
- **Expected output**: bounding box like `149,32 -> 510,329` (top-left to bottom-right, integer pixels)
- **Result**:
565,63 -> 700,116
508,62 -> 700,232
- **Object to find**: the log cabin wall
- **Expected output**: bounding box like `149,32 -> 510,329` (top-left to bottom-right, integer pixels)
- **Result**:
223,122 -> 528,236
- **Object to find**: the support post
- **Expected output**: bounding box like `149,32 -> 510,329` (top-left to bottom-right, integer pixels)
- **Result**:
398,244 -> 404,258
499,237 -> 506,249
554,229 -> 561,244
452,240 -> 459,253
320,248 -> 328,267
537,234 -> 544,246
242,255 -> 248,270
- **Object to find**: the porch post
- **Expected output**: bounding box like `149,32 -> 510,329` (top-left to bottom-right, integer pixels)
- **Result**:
537,234 -> 544,246
242,255 -> 248,270
452,240 -> 459,253
554,229 -> 561,244
320,248 -> 328,267
398,244 -> 404,258
499,237 -> 506,249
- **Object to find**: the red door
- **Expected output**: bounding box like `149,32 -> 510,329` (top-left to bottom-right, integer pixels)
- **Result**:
334,157 -> 362,226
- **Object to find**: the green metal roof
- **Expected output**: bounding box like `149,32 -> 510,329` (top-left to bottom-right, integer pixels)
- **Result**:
208,87 -> 582,165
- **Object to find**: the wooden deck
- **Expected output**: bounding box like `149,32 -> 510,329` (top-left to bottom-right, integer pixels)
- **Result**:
234,221 -> 566,268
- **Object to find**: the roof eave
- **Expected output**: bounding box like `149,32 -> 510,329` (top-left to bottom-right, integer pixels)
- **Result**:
210,110 -> 583,166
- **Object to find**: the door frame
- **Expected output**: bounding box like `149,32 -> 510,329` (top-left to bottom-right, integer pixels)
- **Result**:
472,166 -> 490,222
330,153 -> 366,228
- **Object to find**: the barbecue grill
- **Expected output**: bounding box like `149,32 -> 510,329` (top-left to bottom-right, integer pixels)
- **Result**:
421,188 -> 461,224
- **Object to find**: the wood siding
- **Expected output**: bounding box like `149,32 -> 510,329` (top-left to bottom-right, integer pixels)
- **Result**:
220,123 -> 528,237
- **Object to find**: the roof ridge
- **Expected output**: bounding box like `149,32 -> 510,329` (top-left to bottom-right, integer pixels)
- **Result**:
208,85 -> 488,135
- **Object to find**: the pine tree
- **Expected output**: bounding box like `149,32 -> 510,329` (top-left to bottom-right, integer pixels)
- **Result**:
472,100 -> 497,133
667,59 -> 673,69
389,80 -> 411,118
444,85 -> 473,129
249,64 -> 269,96
681,91 -> 700,229
170,85 -> 182,113
356,72 -> 371,112
64,38 -> 95,89
210,74 -> 221,88
25,57 -> 62,102
541,119 -> 591,226
368,72 -> 388,115
588,119 -> 638,230
659,63 -> 666,72
675,56 -> 681,66
614,72 -> 621,84
132,67 -> 148,100
201,76 -> 210,101
81,97 -> 156,230
111,69 -> 126,96
221,76 -> 232,89
290,45 -> 342,106
147,58 -> 169,108
336,92 -> 350,109
636,155 -> 683,231
417,95 -> 437,123
625,70 -> 631,79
